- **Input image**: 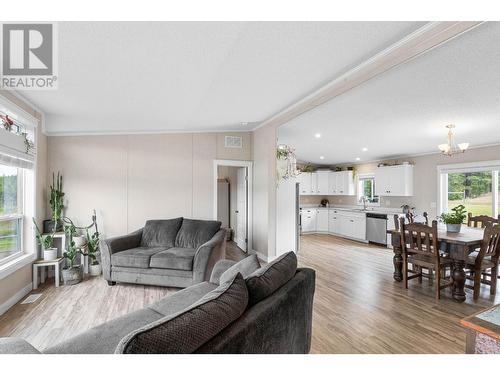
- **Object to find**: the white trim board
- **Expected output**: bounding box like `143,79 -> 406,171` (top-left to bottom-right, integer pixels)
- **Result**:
0,282 -> 32,316
213,159 -> 253,254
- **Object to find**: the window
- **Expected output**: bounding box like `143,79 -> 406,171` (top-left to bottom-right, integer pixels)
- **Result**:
438,161 -> 500,220
0,164 -> 23,263
357,174 -> 379,206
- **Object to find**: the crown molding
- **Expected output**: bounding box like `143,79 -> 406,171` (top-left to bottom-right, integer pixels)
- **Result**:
252,21 -> 483,132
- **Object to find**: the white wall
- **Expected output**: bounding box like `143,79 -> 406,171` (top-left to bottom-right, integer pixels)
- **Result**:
47,132 -> 251,239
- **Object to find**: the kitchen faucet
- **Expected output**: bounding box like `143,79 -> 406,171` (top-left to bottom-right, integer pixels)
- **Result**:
359,196 -> 368,211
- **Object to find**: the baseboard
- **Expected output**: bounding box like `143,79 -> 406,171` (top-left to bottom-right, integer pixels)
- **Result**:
0,282 -> 32,316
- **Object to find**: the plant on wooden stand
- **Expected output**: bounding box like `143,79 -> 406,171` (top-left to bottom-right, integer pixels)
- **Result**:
62,223 -> 83,285
49,172 -> 64,231
87,229 -> 101,276
33,218 -> 57,260
440,204 -> 467,233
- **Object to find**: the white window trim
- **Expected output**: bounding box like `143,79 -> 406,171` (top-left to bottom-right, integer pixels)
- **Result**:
437,160 -> 500,217
357,172 -> 381,207
0,95 -> 39,280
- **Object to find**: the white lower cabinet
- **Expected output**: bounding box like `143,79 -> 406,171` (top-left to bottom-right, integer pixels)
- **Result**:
316,209 -> 329,232
305,208 -> 367,241
302,208 -> 317,232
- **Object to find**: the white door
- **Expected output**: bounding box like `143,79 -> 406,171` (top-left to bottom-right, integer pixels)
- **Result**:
235,167 -> 248,251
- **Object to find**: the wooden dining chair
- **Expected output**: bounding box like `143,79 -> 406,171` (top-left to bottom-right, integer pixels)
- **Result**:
464,223 -> 500,300
467,213 -> 500,228
399,218 -> 453,300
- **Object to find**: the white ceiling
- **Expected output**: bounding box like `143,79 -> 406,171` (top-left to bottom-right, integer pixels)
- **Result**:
278,22 -> 500,165
18,21 -> 424,134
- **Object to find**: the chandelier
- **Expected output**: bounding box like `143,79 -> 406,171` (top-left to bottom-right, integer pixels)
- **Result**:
438,124 -> 469,156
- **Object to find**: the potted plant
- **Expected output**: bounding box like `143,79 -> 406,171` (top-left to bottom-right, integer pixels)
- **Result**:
440,204 -> 467,233
401,204 -> 415,214
49,172 -> 64,231
33,218 -> 57,260
87,230 -> 101,276
62,224 -> 83,285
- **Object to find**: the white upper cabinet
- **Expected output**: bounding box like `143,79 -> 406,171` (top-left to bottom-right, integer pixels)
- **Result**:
329,171 -> 355,196
315,171 -> 330,195
298,170 -> 355,196
374,165 -> 414,196
298,172 -> 312,195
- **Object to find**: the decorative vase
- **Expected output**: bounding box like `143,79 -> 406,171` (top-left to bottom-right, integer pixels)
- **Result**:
446,223 -> 461,233
62,265 -> 83,285
89,263 -> 102,276
43,247 -> 58,261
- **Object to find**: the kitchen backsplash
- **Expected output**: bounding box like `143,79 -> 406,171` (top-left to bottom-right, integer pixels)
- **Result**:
299,195 -> 420,213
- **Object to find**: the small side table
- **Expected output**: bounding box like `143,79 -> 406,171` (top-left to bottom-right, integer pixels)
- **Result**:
33,258 -> 64,289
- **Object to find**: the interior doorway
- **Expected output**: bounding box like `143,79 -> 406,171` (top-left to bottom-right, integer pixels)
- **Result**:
214,160 -> 253,253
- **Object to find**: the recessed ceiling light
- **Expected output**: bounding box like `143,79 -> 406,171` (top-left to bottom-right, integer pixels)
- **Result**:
355,157 -> 361,161
240,122 -> 249,126
319,156 -> 325,160
315,133 -> 321,138
362,147 -> 368,152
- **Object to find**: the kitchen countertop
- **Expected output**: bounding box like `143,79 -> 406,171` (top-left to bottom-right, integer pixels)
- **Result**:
300,204 -> 404,216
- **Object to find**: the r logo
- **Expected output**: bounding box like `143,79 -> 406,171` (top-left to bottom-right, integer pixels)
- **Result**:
2,23 -> 53,76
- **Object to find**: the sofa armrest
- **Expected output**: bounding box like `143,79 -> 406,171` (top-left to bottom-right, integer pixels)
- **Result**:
192,229 -> 227,284
100,229 -> 143,281
0,337 -> 40,354
209,259 -> 237,284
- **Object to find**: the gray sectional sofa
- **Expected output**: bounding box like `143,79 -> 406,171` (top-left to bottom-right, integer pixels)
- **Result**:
101,218 -> 227,288
0,252 -> 316,354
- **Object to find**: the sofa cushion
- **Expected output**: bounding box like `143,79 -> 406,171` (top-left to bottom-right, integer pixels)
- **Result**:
219,254 -> 260,285
141,218 -> 183,248
111,247 -> 167,269
44,308 -> 164,354
149,247 -> 196,270
116,273 -> 248,354
175,218 -> 221,249
245,251 -> 297,306
148,281 -> 217,316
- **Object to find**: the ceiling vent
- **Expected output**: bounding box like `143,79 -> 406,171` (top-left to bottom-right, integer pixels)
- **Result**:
225,136 -> 242,148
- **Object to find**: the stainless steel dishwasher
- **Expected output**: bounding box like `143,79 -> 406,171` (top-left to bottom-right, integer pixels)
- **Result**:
366,213 -> 388,246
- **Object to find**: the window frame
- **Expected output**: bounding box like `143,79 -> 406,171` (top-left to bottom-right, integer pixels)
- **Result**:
437,160 -> 500,218
357,173 -> 380,207
0,166 -> 25,267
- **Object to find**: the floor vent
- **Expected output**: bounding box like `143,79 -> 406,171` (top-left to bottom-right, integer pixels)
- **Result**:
21,294 -> 42,304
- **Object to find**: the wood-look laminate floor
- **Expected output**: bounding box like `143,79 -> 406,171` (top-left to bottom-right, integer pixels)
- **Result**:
0,235 -> 498,353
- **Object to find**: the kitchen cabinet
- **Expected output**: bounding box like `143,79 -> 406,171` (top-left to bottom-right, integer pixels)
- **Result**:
328,209 -> 341,234
315,171 -> 330,195
298,172 -> 312,195
340,212 -> 366,240
316,209 -> 329,232
375,165 -> 413,196
329,171 -> 355,195
301,208 -> 317,232
298,171 -> 330,195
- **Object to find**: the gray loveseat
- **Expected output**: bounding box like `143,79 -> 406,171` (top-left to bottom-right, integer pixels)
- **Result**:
0,252 -> 316,354
101,218 -> 226,288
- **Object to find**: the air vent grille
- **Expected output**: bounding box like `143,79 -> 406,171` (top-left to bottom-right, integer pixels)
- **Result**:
224,136 -> 242,148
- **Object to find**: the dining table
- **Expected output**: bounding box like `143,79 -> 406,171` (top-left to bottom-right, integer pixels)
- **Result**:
388,224 -> 484,302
